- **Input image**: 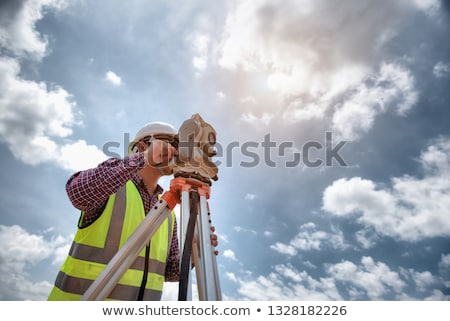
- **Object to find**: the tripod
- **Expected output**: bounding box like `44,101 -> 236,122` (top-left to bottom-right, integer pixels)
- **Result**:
81,175 -> 221,301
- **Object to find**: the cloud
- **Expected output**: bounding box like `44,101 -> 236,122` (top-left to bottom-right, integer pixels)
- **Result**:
439,253 -> 450,270
0,224 -> 71,300
223,249 -> 238,262
403,269 -> 437,292
218,0 -> 420,74
233,226 -> 257,235
263,230 -> 273,237
214,0 -> 423,140
0,1 -> 107,172
0,57 -> 74,161
239,112 -> 273,126
322,137 -> 450,241
59,140 -> 110,171
234,267 -> 342,300
188,33 -> 210,75
105,70 -> 122,86
412,0 -> 441,14
0,0 -> 67,60
291,223 -> 347,251
438,253 -> 450,284
216,91 -> 226,100
327,256 -> 406,299
354,229 -> 381,249
270,242 -> 297,256
433,61 -> 450,78
270,222 -> 348,256
331,63 -> 418,141
227,255 -> 447,300
244,193 -> 258,201
225,272 -> 238,283
231,262 -> 342,300
0,57 -> 107,171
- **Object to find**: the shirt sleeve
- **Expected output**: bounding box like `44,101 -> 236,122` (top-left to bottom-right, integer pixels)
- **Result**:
165,217 -> 180,282
66,153 -> 147,214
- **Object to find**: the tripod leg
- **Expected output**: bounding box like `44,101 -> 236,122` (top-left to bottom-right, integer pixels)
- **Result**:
178,191 -> 199,301
206,201 -> 222,300
194,195 -> 222,300
178,189 -> 193,300
192,221 -> 204,299
81,199 -> 173,301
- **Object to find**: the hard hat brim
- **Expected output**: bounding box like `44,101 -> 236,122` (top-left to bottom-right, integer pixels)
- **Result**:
128,133 -> 177,155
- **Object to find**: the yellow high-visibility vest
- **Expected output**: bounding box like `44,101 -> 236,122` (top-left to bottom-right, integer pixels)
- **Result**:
48,180 -> 175,301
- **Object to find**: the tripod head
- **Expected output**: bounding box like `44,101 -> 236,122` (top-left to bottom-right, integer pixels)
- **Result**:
169,114 -> 219,184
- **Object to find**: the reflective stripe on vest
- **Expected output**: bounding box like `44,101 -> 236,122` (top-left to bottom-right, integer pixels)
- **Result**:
48,181 -> 174,301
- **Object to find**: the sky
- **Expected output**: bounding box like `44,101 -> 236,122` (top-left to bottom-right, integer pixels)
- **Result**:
0,0 -> 449,301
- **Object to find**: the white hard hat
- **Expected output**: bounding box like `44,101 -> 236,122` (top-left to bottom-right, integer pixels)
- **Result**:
128,121 -> 177,154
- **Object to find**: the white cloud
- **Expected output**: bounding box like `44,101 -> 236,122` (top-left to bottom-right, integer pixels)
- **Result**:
59,140 -> 109,171
225,272 -> 238,283
189,33 -> 210,74
244,193 -> 258,201
327,256 -> 406,300
354,229 -> 380,249
105,70 -> 122,86
274,264 -> 303,282
0,1 -> 107,172
223,249 -> 238,262
0,0 -> 67,60
0,57 -> 107,172
192,56 -> 207,72
215,0 -> 421,139
322,138 -> 450,241
291,224 -> 328,251
0,224 -> 71,300
291,223 -> 346,251
218,233 -> 229,244
406,269 -> 437,292
270,222 -> 348,256
239,112 -> 273,126
439,254 -> 450,270
0,56 -> 74,161
412,0 -> 441,15
332,63 -> 418,141
234,264 -> 342,300
270,242 -> 297,256
216,91 -> 226,100
233,226 -> 257,235
218,0 -> 414,74
438,253 -> 450,283
228,255 -> 447,300
423,289 -> 450,300
263,230 -> 273,237
433,61 -> 450,78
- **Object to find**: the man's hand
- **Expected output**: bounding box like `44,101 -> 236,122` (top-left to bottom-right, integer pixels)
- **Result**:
143,139 -> 177,167
191,226 -> 219,260
210,226 -> 219,256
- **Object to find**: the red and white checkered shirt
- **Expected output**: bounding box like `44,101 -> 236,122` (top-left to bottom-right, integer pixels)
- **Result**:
65,152 -> 180,281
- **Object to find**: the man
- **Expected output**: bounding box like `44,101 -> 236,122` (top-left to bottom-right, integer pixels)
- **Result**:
48,121 -> 218,300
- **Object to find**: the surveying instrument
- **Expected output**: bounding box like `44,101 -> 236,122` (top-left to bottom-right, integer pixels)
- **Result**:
81,114 -> 221,301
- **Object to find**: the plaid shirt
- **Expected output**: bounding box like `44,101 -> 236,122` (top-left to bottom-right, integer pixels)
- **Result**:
65,152 -> 180,281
